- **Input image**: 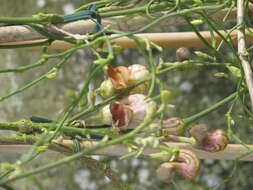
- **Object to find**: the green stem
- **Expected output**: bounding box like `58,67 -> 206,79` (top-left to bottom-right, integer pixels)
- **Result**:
0,105 -> 164,185
183,91 -> 239,126
0,1 -> 169,24
0,40 -> 49,49
0,58 -> 47,73
0,52 -> 73,102
0,120 -> 111,138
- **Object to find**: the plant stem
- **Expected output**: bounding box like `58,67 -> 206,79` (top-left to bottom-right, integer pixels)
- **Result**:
0,52 -> 73,102
0,58 -> 47,73
237,0 -> 253,109
0,121 -> 110,138
183,91 -> 239,126
0,105 -> 164,185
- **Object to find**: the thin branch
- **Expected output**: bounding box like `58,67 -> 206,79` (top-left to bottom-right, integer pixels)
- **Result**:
237,0 -> 253,109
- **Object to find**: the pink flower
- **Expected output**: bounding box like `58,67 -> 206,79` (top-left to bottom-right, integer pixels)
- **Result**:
107,64 -> 131,89
190,124 -> 229,152
101,94 -> 156,129
156,149 -> 200,182
161,117 -> 184,136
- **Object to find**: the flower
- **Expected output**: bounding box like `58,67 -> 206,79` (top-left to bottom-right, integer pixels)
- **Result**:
107,64 -> 131,89
161,117 -> 184,136
109,102 -> 133,128
190,124 -> 229,152
108,64 -> 149,89
156,149 -> 200,182
101,94 -> 156,129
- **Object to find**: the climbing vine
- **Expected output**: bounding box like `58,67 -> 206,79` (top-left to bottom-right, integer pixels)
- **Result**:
0,0 -> 253,189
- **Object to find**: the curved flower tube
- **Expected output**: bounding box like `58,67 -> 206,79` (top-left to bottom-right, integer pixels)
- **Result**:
190,124 -> 229,152
161,117 -> 184,136
156,149 -> 200,182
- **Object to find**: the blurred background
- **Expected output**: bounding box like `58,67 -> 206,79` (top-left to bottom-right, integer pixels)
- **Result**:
0,0 -> 253,189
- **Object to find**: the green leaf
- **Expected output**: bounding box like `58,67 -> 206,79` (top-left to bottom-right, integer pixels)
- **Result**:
161,90 -> 172,105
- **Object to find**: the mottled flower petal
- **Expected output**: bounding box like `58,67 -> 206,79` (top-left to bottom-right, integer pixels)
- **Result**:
189,124 -> 208,143
128,64 -> 149,83
190,125 -> 229,152
156,149 -> 200,182
107,64 -> 130,89
202,129 -> 229,152
109,102 -> 133,128
162,117 -> 184,136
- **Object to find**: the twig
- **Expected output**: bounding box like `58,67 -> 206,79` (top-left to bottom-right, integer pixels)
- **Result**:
237,0 -> 253,109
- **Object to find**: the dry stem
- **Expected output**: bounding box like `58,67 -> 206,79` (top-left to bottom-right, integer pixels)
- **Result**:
237,0 -> 253,109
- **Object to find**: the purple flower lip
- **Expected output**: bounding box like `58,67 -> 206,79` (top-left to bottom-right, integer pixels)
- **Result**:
156,149 -> 200,182
190,124 -> 229,152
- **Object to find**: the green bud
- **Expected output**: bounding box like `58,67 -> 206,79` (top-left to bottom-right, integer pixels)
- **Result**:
46,68 -> 58,79
97,80 -> 116,99
227,66 -> 241,77
190,19 -> 204,25
194,51 -> 216,61
161,90 -> 172,105
34,145 -> 48,152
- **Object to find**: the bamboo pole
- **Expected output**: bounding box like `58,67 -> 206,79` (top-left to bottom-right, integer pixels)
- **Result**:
1,30 -> 253,50
1,142 -> 253,161
237,0 -> 253,109
0,4 -> 252,44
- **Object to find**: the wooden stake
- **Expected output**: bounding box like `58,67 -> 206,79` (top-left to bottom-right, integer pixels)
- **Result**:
1,142 -> 253,161
1,30 -> 253,50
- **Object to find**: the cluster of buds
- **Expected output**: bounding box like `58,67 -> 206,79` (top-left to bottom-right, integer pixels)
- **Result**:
156,149 -> 200,182
98,64 -> 150,99
189,124 -> 229,152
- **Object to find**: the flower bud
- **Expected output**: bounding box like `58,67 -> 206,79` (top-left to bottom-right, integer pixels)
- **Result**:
190,124 -> 229,152
101,105 -> 112,125
97,79 -> 116,99
176,47 -> 190,61
162,117 -> 184,136
156,149 -> 200,182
